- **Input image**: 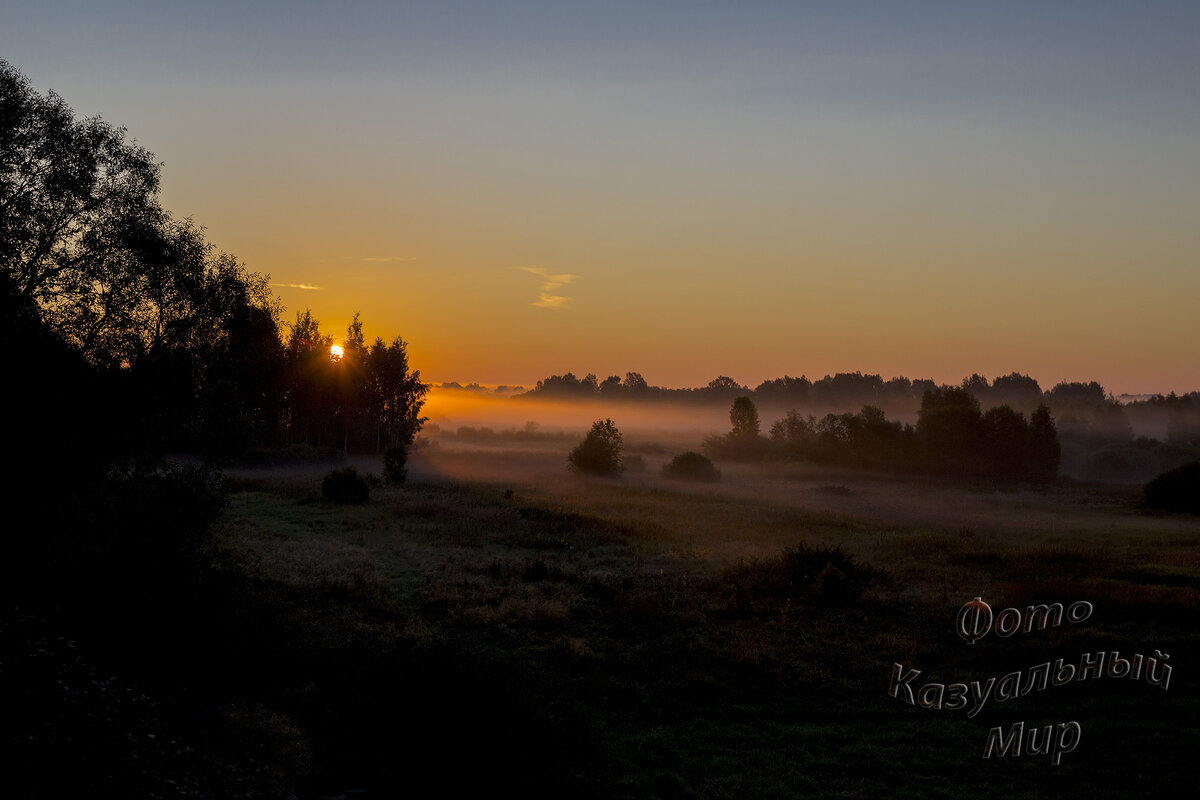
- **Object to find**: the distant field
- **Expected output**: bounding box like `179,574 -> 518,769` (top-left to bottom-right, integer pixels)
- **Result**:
218,443 -> 1199,799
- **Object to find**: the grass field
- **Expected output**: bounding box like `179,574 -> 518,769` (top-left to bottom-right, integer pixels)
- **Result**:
203,441 -> 1199,798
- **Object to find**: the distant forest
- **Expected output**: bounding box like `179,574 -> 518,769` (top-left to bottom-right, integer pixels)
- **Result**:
500,370 -> 1200,483
518,369 -> 1197,416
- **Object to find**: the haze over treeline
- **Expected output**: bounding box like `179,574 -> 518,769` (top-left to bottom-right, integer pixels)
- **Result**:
427,369 -> 1200,485
515,369 -> 1196,410
435,369 -> 1200,439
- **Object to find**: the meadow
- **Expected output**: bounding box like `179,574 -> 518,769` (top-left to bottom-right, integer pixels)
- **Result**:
203,434 -> 1199,799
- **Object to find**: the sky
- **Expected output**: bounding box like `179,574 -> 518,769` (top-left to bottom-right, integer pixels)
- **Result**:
4,1 -> 1198,394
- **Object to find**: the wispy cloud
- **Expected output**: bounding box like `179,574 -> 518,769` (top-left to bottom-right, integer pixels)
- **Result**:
516,267 -> 579,310
271,282 -> 324,290
350,256 -> 415,263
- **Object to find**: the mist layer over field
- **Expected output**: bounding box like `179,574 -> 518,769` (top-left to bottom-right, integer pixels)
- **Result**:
424,386 -> 733,439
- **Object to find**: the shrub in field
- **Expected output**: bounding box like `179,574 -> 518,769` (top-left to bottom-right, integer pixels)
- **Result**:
777,543 -> 880,605
323,467 -> 370,504
1143,461 -> 1200,512
568,419 -> 623,475
383,444 -> 408,485
662,451 -> 721,482
717,542 -> 886,612
623,453 -> 646,472
99,461 -> 230,556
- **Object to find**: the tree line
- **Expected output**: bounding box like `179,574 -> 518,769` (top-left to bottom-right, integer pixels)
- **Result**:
701,390 -> 1062,480
522,369 -> 1200,478
521,369 -> 1197,422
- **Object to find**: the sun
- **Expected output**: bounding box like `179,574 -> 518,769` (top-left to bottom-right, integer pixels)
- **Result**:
330,344 -> 344,361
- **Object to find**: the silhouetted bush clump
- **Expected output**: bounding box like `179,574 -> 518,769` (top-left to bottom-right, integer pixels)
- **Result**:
568,419 -> 623,475
662,452 -> 721,482
775,543 -> 884,606
97,462 -> 230,557
323,467 -> 370,504
383,444 -> 408,485
1143,461 -> 1200,513
718,542 -> 887,612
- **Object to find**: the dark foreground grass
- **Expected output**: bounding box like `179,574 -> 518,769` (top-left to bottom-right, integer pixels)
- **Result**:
6,467 -> 1197,798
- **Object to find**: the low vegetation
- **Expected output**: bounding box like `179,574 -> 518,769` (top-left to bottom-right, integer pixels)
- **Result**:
661,451 -> 721,482
321,467 -> 371,503
382,443 -> 409,485
8,443 -> 1199,798
1143,460 -> 1200,512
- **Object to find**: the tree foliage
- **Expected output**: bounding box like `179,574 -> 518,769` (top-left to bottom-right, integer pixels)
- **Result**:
729,396 -> 761,438
1028,403 -> 1062,480
1,61 -> 426,462
1,59 -> 269,369
704,397 -> 771,461
568,418 -> 624,474
1143,461 -> 1200,513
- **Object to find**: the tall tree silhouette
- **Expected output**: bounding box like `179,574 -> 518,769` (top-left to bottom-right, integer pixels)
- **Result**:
364,334 -> 427,451
1028,403 -> 1062,480
730,396 -> 761,438
918,387 -> 984,473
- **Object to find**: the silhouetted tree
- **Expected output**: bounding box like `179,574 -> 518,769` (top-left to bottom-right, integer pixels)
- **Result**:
363,334 -> 427,451
622,372 -> 648,392
568,418 -> 624,474
992,372 -> 1043,410
2,59 -> 163,362
283,309 -> 335,445
812,372 -> 883,409
730,396 -> 761,438
708,376 -> 745,391
2,61 -> 274,376
1047,380 -> 1107,406
1028,403 -> 1061,480
881,377 -> 918,408
2,60 -> 282,453
961,373 -> 991,403
918,387 -> 985,473
769,410 -> 817,458
754,375 -> 813,406
704,396 -> 770,460
531,372 -> 591,397
982,405 -> 1030,478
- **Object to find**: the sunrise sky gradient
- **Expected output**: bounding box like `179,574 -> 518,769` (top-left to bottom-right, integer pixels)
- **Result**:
4,1 -> 1198,393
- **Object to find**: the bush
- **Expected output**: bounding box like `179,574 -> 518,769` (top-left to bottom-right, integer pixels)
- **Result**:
98,461 -> 230,556
383,444 -> 408,485
701,432 -> 771,462
568,418 -> 624,475
1083,447 -> 1161,483
780,543 -> 876,606
1143,461 -> 1200,512
322,467 -> 370,504
662,451 -> 721,482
